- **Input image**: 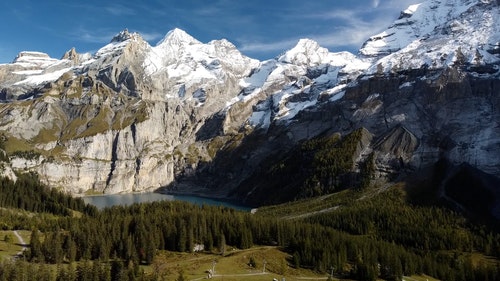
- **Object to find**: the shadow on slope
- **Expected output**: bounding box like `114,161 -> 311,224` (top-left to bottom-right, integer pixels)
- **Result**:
407,159 -> 500,223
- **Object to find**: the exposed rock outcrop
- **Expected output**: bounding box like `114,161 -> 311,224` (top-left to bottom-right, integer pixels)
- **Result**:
0,28 -> 255,194
0,0 -> 498,205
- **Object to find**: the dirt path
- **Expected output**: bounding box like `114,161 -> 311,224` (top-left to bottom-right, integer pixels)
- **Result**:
284,206 -> 340,220
190,272 -> 269,281
13,230 -> 27,257
295,277 -> 329,280
190,272 -> 333,281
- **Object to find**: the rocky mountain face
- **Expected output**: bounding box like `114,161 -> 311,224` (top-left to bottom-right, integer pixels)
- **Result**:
0,0 -> 499,213
0,28 -> 257,194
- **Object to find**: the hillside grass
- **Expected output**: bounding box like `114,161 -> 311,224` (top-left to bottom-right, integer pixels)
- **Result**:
403,275 -> 439,281
146,246 -> 333,281
0,230 -> 30,261
256,188 -> 358,218
2,136 -> 33,154
146,246 -> 443,281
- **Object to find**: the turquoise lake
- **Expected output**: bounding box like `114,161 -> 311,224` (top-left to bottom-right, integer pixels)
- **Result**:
82,192 -> 252,211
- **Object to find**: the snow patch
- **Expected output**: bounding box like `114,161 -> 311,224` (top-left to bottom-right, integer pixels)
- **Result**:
404,4 -> 421,15
249,110 -> 271,129
389,114 -> 407,122
365,93 -> 380,102
12,70 -> 43,75
95,40 -> 129,59
399,81 -> 414,89
278,99 -> 318,122
14,67 -> 72,86
329,91 -> 345,102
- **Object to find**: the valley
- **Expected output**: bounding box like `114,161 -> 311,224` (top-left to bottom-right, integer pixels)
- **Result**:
0,0 -> 499,280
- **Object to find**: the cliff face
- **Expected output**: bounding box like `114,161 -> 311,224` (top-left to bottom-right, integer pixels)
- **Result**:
0,0 -> 499,204
0,29 -> 256,194
181,65 -> 499,207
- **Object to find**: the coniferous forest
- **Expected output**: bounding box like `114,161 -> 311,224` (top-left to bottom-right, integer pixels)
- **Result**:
0,172 -> 498,281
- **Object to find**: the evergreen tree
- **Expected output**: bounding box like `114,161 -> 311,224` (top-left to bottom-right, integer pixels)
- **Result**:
29,228 -> 42,262
4,234 -> 12,243
219,234 -> 226,256
110,261 -> 125,281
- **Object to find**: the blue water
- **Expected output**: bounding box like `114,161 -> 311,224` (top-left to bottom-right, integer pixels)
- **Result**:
82,192 -> 251,211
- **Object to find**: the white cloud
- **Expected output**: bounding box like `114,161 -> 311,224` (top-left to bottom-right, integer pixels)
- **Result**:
384,0 -> 419,10
70,26 -> 163,45
248,1 -> 419,55
316,11 -> 391,49
105,4 -> 136,16
138,32 -> 163,43
239,38 -> 299,53
77,30 -> 116,44
239,5 -> 393,56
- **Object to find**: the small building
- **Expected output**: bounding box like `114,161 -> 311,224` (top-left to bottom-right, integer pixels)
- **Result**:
193,243 -> 205,252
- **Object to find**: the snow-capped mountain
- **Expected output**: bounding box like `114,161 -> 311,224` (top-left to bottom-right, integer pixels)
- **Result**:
233,39 -> 370,129
0,51 -> 73,99
361,0 -> 499,72
143,28 -> 257,107
0,0 -> 498,212
0,26 -> 260,193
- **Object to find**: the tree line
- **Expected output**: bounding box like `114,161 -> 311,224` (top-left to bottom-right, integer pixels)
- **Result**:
0,173 -> 96,218
234,128 -> 376,205
0,173 -> 499,280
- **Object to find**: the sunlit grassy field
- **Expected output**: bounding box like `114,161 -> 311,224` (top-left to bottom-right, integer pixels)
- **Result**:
145,246 -> 331,281
0,230 -> 29,260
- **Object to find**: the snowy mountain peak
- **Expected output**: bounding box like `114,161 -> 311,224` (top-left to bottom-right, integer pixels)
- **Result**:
61,48 -> 92,65
156,28 -> 201,47
61,47 -> 78,60
144,28 -> 256,81
296,38 -> 321,49
94,29 -> 146,60
401,3 -> 421,17
363,0 -> 500,73
208,38 -> 237,50
3,51 -> 72,90
12,51 -> 62,68
14,51 -> 51,63
278,38 -> 331,66
111,29 -> 135,43
359,0 -> 478,57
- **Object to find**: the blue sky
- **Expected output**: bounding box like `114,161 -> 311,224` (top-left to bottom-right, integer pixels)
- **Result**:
0,0 -> 417,63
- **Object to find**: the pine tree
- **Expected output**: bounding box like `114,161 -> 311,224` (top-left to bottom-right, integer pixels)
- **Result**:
110,261 -> 124,281
38,263 -> 52,281
29,228 -> 42,262
56,265 -> 71,281
67,237 -> 77,263
219,234 -> 226,256
4,234 -> 12,243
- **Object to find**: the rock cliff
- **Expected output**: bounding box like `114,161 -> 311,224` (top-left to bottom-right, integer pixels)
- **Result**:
0,0 -> 498,211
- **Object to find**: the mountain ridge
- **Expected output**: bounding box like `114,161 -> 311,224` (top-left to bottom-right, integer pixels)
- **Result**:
0,0 -> 498,214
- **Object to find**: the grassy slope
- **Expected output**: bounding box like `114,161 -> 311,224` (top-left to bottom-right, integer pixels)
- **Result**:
148,246 -> 331,281
0,230 -> 30,260
144,246 -> 440,281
